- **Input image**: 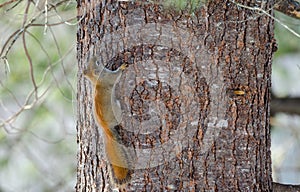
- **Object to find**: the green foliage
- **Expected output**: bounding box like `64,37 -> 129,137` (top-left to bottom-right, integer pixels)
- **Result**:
162,0 -> 207,11
143,0 -> 207,12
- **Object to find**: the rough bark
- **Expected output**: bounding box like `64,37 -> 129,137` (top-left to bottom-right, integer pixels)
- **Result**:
76,0 -> 275,191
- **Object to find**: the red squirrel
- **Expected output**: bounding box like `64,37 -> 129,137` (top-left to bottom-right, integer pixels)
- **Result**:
84,57 -> 131,186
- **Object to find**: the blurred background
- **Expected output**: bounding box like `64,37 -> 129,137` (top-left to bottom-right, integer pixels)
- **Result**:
271,11 -> 300,185
0,0 -> 77,191
0,1 -> 299,191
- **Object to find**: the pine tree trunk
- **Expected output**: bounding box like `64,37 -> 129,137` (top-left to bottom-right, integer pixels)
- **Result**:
76,0 -> 275,191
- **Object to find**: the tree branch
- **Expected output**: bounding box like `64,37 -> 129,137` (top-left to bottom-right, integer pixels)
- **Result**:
271,97 -> 300,115
273,182 -> 300,192
274,0 -> 300,19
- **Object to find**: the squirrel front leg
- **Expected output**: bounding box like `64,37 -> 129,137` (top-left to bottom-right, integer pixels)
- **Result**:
84,57 -> 132,185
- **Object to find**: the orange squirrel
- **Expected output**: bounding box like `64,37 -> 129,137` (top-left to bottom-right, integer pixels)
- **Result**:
84,57 -> 132,186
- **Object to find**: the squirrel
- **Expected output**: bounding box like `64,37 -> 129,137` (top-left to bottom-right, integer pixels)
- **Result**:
84,57 -> 133,186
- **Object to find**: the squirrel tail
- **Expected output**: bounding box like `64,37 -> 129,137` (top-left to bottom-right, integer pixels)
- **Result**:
105,135 -> 133,186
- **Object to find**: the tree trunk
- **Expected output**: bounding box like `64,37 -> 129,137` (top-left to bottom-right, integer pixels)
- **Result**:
76,0 -> 275,191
